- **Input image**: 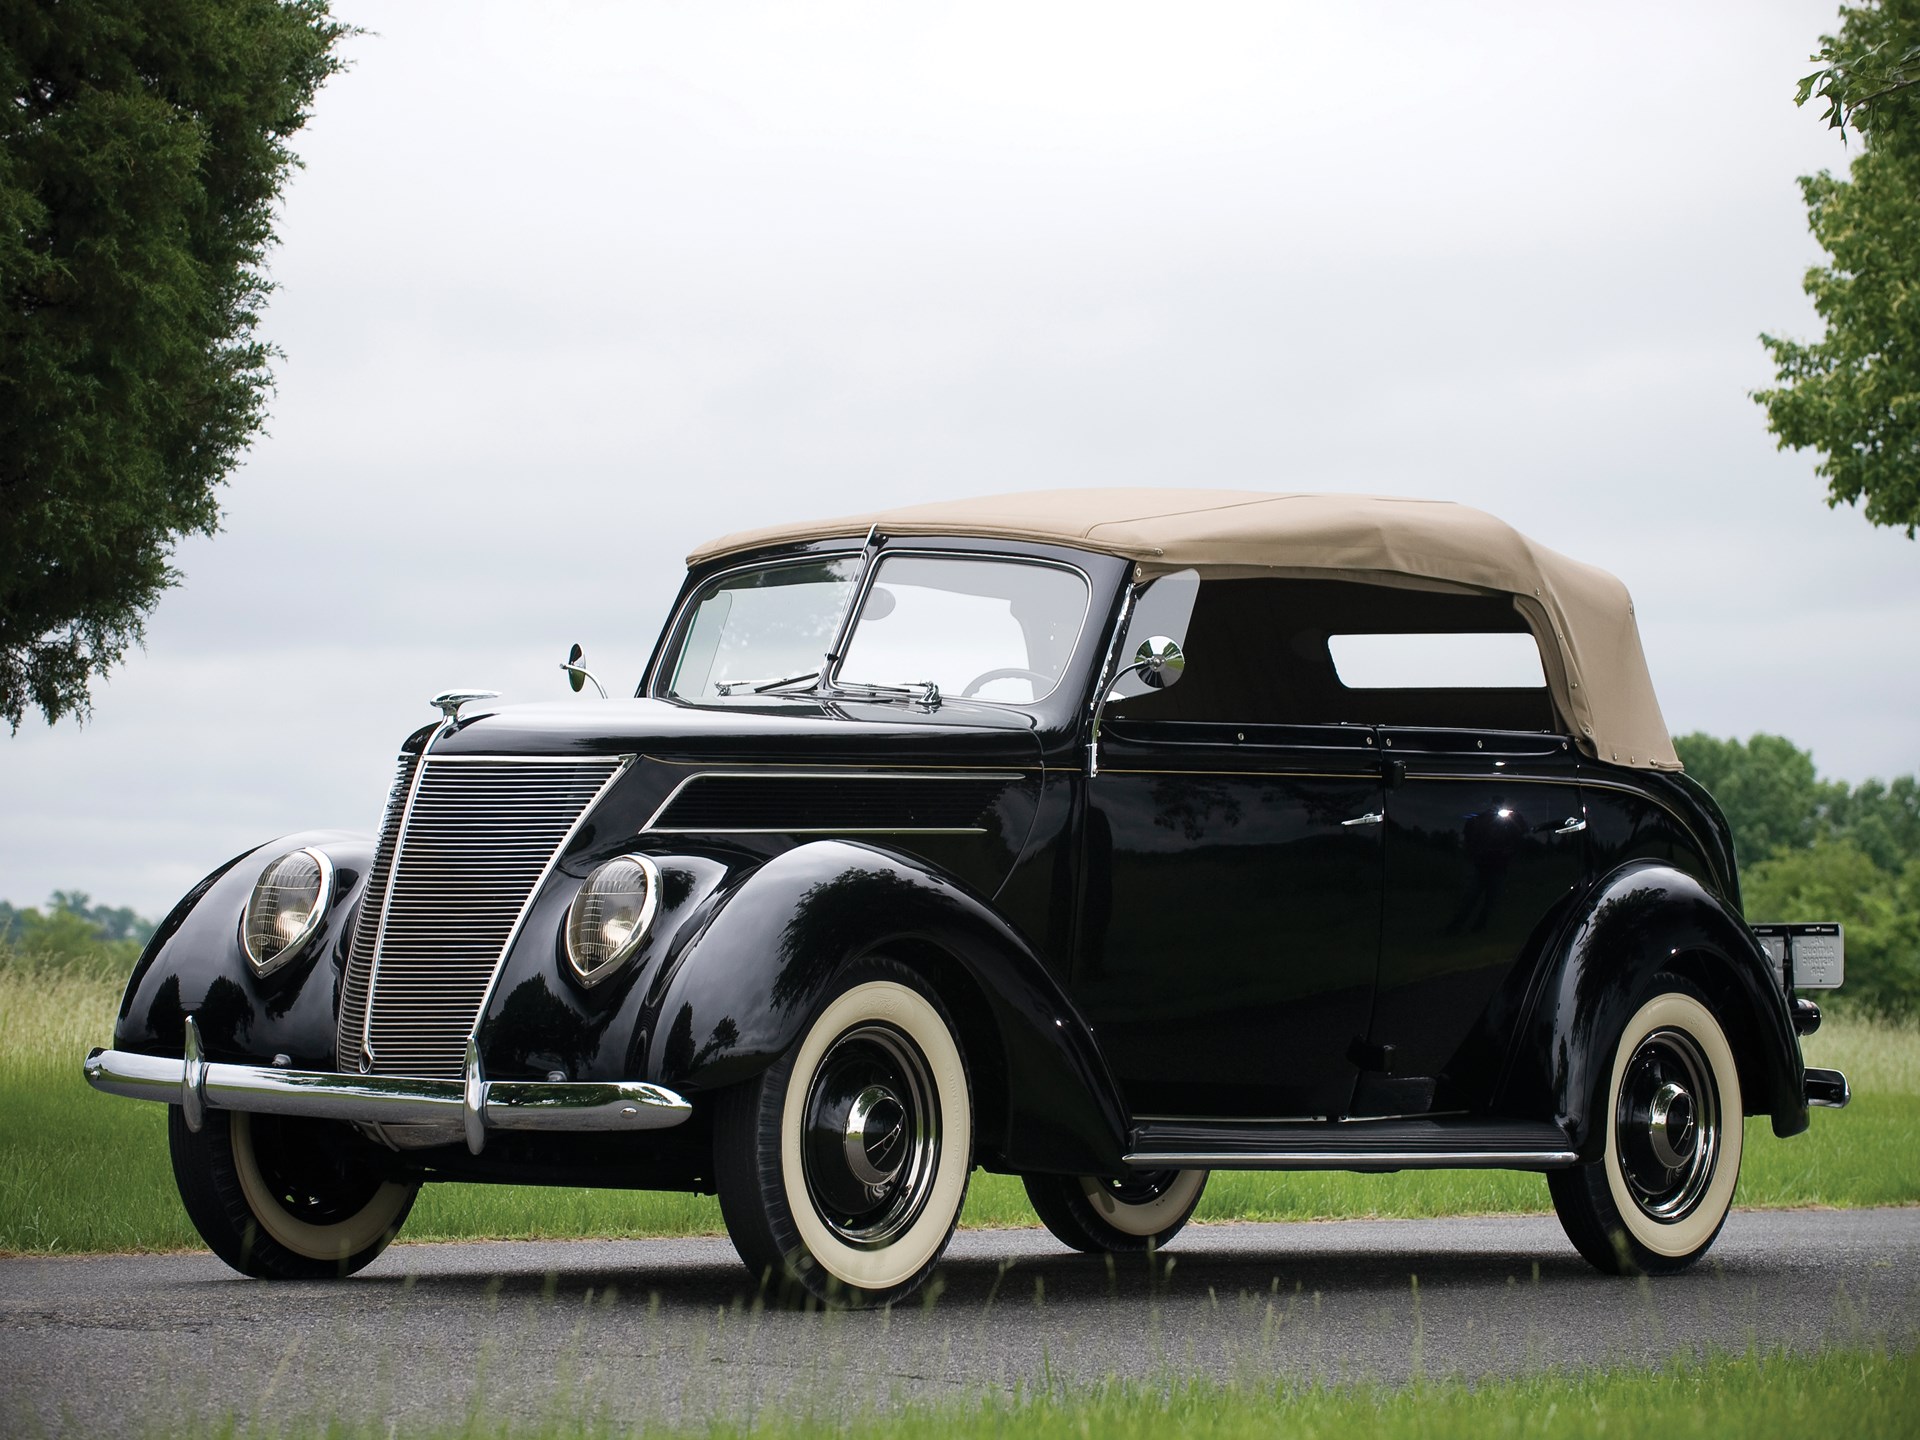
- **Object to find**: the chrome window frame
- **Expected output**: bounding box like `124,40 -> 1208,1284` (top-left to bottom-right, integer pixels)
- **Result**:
825,548 -> 1095,708
646,549 -> 865,701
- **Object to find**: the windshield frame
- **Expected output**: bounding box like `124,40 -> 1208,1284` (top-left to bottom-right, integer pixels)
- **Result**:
824,548 -> 1095,708
647,549 -> 864,703
645,538 -> 1113,717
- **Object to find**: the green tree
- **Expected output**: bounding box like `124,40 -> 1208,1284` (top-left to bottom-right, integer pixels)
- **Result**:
0,1 -> 350,730
1744,840 -> 1920,1014
1827,774 -> 1920,873
1755,0 -> 1920,537
0,891 -> 151,979
1672,732 -> 1844,864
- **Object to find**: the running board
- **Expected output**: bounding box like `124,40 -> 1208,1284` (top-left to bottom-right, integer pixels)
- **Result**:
1125,1116 -> 1578,1171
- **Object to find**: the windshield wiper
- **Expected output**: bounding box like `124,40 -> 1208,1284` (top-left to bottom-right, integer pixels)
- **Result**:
715,671 -> 820,696
832,679 -> 941,709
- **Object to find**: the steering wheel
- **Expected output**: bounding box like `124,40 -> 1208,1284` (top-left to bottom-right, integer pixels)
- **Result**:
960,666 -> 1052,698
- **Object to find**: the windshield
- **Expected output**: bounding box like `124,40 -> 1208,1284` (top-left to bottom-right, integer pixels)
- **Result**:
666,557 -> 860,699
836,555 -> 1090,703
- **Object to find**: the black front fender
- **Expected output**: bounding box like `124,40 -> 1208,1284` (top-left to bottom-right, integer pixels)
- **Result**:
1498,862 -> 1806,1154
645,839 -> 1130,1176
113,830 -> 373,1068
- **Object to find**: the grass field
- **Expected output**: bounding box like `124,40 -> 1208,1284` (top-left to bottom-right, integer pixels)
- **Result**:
3,966 -> 1914,1255
84,1348 -> 1920,1440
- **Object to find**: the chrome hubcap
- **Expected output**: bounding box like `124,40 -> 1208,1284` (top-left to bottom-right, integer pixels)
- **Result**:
842,1084 -> 908,1187
802,1023 -> 939,1249
1616,1027 -> 1719,1222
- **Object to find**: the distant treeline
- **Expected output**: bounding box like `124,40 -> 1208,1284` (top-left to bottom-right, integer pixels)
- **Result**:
1675,733 -> 1915,1016
0,893 -> 155,981
4,733 -> 1913,1012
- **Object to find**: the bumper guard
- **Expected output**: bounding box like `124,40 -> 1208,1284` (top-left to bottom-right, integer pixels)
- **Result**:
1804,1066 -> 1850,1109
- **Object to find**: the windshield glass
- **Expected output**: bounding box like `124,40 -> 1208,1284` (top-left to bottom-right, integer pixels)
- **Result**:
836,555 -> 1090,703
667,557 -> 860,698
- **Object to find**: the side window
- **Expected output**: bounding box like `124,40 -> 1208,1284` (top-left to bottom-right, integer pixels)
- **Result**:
1110,577 -> 1557,731
1109,569 -> 1199,702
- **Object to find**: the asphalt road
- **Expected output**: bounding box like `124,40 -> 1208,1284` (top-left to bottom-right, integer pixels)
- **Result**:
4,1208 -> 1916,1434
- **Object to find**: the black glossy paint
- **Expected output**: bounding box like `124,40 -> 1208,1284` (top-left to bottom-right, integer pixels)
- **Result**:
645,839 -> 1130,1175
1497,862 -> 1806,1151
115,830 -> 372,1069
1076,718 -> 1383,1119
113,532 -> 1811,1193
1365,729 -> 1583,1115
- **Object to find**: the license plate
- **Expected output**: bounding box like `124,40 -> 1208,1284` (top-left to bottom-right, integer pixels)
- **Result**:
1751,922 -> 1845,990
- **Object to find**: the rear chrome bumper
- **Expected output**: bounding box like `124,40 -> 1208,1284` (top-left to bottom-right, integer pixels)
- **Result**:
83,1017 -> 691,1155
1805,1067 -> 1851,1109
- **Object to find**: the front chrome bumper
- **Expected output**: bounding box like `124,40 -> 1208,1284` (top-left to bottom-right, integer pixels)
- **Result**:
84,1017 -> 691,1156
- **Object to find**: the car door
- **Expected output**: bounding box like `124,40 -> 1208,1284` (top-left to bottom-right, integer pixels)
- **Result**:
1359,728 -> 1584,1114
1070,574 -> 1384,1120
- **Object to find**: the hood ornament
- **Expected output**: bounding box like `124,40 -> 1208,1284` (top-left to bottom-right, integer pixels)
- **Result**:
430,690 -> 500,722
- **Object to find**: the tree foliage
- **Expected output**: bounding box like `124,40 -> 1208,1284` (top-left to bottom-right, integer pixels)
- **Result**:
0,890 -> 153,979
1744,842 -> 1920,1017
1676,731 -> 1920,1015
0,1 -> 349,730
1755,0 -> 1920,538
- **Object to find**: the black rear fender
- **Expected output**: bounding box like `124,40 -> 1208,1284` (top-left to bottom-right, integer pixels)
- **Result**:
1499,862 -> 1806,1154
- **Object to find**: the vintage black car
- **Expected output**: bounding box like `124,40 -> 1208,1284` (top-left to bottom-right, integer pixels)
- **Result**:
86,490 -> 1849,1303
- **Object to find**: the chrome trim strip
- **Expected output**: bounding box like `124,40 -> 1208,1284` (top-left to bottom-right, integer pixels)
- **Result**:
1085,581 -> 1138,778
83,1045 -> 692,1133
391,753 -> 635,765
361,735 -> 438,1068
641,769 -> 1023,833
660,827 -> 988,836
1123,1148 -> 1579,1170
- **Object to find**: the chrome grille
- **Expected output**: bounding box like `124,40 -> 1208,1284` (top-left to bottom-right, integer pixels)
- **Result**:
336,747 -> 424,1068
344,754 -> 626,1079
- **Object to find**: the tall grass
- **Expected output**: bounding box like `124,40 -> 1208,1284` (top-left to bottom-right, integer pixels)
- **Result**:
109,1347 -> 1920,1440
3,964 -> 1914,1255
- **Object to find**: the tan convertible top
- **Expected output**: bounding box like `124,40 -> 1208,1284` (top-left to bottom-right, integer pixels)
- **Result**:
690,489 -> 1678,770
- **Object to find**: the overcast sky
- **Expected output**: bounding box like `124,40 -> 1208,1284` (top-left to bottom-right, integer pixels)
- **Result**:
5,0 -> 1916,920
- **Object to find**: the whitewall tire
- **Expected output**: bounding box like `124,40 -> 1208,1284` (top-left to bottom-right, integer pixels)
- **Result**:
715,963 -> 973,1306
1025,1168 -> 1208,1253
1549,976 -> 1743,1275
169,1108 -> 416,1279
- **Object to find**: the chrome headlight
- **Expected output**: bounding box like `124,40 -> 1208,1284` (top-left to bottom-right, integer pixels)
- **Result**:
566,855 -> 662,985
240,847 -> 334,977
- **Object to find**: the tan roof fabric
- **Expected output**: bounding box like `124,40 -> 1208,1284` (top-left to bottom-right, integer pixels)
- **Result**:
689,490 -> 1678,770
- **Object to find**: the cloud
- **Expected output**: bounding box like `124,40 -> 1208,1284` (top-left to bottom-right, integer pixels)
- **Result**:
5,0 -> 1911,916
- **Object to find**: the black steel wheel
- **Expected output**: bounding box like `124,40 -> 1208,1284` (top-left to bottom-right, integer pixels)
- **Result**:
168,1107 -> 416,1279
1024,1168 -> 1208,1253
714,961 -> 972,1307
1548,974 -> 1744,1275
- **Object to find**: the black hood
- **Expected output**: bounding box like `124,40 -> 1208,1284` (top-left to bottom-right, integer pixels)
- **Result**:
430,696 -> 1045,769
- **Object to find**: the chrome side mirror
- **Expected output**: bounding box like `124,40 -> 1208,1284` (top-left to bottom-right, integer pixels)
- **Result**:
561,643 -> 608,698
1122,635 -> 1186,690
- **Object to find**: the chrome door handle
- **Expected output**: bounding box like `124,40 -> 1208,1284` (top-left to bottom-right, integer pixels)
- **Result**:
1341,812 -> 1385,827
1553,817 -> 1587,835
